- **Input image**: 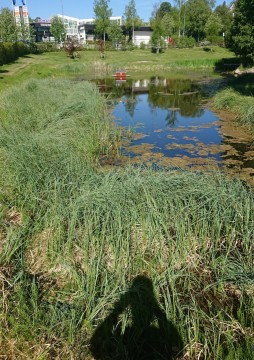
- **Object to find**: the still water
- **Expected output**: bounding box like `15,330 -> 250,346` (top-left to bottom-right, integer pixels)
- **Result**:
96,77 -> 254,183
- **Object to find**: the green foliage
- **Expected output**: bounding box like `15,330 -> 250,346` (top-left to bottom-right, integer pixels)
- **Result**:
185,0 -> 212,41
172,35 -> 195,48
29,42 -> 61,54
106,21 -> 123,44
124,0 -> 141,43
214,1 -> 233,35
94,0 -> 112,42
229,0 -> 254,61
161,13 -> 175,38
51,16 -> 66,43
213,88 -> 254,129
0,7 -> 17,42
150,23 -> 166,53
0,42 -> 29,66
0,70 -> 253,358
156,1 -> 172,19
205,13 -> 223,38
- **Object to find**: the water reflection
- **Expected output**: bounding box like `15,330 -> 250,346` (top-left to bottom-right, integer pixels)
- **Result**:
94,77 -> 254,184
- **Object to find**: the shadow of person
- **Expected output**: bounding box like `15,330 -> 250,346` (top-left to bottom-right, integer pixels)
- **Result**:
90,275 -> 183,360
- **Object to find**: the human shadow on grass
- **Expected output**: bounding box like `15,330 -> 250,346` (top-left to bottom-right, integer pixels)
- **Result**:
90,275 -> 183,360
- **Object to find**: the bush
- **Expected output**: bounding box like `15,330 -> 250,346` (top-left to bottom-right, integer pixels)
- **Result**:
139,42 -> 147,50
0,42 -> 29,66
31,42 -> 61,54
172,36 -> 195,49
206,35 -> 224,46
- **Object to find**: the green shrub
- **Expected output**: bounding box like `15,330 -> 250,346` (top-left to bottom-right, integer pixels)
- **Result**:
0,42 -> 29,66
31,42 -> 61,54
206,35 -> 224,46
172,36 -> 195,48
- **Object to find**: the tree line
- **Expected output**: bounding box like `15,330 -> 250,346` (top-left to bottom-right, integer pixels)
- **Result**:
0,0 -> 253,62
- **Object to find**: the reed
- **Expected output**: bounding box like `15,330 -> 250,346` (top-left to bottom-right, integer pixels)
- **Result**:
0,78 -> 253,359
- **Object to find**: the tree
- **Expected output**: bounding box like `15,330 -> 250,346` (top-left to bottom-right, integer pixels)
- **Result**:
107,21 -> 123,45
161,13 -> 175,38
214,1 -> 233,35
185,0 -> 212,42
124,0 -> 141,43
0,8 -> 17,42
150,4 -> 166,53
51,16 -> 66,43
229,0 -> 254,61
204,13 -> 222,39
94,0 -> 112,43
156,2 -> 172,19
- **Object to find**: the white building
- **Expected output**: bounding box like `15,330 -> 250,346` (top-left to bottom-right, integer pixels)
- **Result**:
55,14 -> 123,42
133,28 -> 153,47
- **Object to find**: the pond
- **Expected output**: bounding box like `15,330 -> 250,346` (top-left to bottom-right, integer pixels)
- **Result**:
95,77 -> 254,184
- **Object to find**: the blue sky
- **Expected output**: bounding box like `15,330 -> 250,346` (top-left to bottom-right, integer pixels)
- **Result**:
0,0 -> 231,22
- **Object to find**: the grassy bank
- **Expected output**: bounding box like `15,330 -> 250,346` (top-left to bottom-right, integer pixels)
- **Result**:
213,74 -> 254,131
0,78 -> 254,359
0,47 -> 234,92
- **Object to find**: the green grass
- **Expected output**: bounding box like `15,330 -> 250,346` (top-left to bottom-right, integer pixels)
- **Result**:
0,77 -> 254,359
213,88 -> 254,130
0,47 -> 234,92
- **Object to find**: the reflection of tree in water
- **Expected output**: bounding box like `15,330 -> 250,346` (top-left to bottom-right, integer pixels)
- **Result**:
165,110 -> 178,127
90,275 -> 183,360
148,79 -> 204,119
124,94 -> 139,118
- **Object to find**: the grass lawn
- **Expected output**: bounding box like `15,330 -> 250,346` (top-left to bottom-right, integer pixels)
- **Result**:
0,46 -> 235,92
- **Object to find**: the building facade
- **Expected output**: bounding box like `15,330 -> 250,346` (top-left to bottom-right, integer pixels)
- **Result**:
31,13 -> 153,46
31,20 -> 53,42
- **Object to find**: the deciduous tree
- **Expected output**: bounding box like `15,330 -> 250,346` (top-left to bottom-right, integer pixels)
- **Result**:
107,21 -> 123,45
185,0 -> 212,42
161,13 -> 175,38
204,13 -> 222,38
124,0 -> 141,43
0,8 -> 17,42
51,16 -> 66,43
156,2 -> 172,19
94,0 -> 112,43
214,1 -> 233,36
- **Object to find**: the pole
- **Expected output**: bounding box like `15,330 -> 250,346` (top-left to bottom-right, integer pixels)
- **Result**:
60,0 -> 64,17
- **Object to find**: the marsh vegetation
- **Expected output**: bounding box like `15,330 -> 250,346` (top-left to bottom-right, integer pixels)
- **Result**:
0,50 -> 254,359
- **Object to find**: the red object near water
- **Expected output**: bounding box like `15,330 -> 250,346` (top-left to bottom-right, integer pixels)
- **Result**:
116,70 -> 126,80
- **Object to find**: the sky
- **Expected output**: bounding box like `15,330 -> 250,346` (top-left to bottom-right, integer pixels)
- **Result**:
0,0 -> 231,22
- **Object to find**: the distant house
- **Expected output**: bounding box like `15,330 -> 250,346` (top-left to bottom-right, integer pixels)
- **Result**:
30,20 -> 53,42
132,27 -> 153,47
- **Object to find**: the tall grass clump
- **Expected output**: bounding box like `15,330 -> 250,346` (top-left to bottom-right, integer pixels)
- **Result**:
0,78 -> 254,359
0,78 -> 114,164
213,88 -> 254,130
57,61 -> 110,77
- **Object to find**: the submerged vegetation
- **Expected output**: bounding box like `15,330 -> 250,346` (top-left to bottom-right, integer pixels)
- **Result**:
0,77 -> 254,359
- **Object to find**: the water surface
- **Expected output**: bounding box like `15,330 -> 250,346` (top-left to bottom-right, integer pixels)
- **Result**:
96,77 -> 254,184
